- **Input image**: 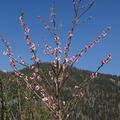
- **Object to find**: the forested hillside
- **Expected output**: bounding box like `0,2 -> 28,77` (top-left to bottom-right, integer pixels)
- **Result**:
0,63 -> 120,120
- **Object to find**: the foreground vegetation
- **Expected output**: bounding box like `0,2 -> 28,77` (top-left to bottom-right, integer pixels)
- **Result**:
0,63 -> 120,120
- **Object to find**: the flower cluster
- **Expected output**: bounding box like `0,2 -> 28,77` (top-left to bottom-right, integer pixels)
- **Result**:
63,58 -> 69,69
64,31 -> 74,58
2,40 -> 16,69
85,26 -> 111,49
0,36 -> 57,112
90,72 -> 98,79
18,56 -> 26,65
14,67 -> 57,111
35,85 -> 43,91
67,26 -> 111,66
19,14 -> 39,63
10,58 -> 16,68
69,56 -> 77,63
0,37 -> 30,70
101,53 -> 112,65
90,53 -> 112,79
35,85 -> 57,110
44,41 -> 61,57
45,43 -> 56,56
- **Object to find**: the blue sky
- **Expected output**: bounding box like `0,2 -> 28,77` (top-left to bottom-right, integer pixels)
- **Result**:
0,0 -> 120,75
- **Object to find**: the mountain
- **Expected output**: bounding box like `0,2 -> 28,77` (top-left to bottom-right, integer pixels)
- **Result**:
0,63 -> 120,120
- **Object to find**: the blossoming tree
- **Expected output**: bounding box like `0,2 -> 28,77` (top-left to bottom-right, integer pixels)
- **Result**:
0,0 -> 112,120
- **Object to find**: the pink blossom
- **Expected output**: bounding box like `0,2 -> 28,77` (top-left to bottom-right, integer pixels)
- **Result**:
70,56 -> 77,62
27,42 -> 31,46
90,72 -> 98,79
27,84 -> 31,88
101,31 -> 107,37
37,76 -> 40,79
29,76 -> 35,80
74,86 -> 79,89
25,76 -> 28,81
31,65 -> 35,69
21,20 -> 26,28
30,43 -> 36,51
80,92 -> 84,97
25,27 -> 30,35
55,56 -> 61,62
102,53 -> 112,65
85,45 -> 91,49
25,96 -> 29,100
35,85 -> 40,91
35,57 -> 40,62
63,101 -> 66,105
32,73 -> 36,77
7,48 -> 11,55
42,97 -> 48,102
69,32 -> 73,38
19,16 -> 22,21
15,72 -> 20,77
10,59 -> 16,67
26,35 -> 31,41
18,56 -> 25,64
63,58 -> 69,69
